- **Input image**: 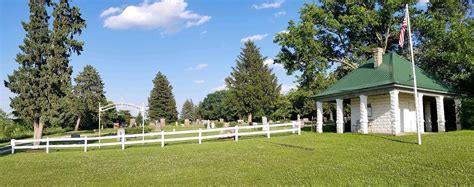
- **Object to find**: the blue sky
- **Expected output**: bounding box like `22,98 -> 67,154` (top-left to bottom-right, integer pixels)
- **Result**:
1,0 -> 308,114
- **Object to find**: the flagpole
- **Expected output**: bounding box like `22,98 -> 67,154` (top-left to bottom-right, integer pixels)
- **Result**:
406,4 -> 421,145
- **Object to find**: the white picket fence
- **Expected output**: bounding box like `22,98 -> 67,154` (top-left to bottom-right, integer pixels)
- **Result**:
10,121 -> 302,154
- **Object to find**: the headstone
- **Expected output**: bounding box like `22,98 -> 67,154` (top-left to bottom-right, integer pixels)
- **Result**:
262,116 -> 268,131
237,120 -> 244,124
129,118 -> 136,127
220,122 -> 234,138
113,123 -> 120,129
184,119 -> 190,126
297,114 -> 301,121
175,122 -> 178,126
219,118 -> 224,123
248,114 -> 252,125
160,118 -> 166,128
303,118 -> 309,122
207,120 -> 211,129
211,122 -> 215,129
117,128 -> 125,141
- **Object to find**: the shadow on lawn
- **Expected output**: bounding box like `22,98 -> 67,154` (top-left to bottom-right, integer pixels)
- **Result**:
367,134 -> 417,145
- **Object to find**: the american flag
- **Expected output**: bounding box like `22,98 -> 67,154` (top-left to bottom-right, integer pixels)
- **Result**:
399,11 -> 407,48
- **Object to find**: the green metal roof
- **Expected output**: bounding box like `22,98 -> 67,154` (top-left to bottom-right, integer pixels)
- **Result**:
315,52 -> 455,99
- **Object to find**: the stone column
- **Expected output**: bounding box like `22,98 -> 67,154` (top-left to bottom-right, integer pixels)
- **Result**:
359,95 -> 368,134
336,99 -> 344,134
454,99 -> 462,130
436,96 -> 446,132
424,102 -> 432,132
390,90 -> 400,135
316,102 -> 323,133
417,93 -> 425,133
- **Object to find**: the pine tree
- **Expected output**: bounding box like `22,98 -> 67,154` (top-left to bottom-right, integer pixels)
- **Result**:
73,65 -> 106,131
4,0 -> 85,141
180,99 -> 196,121
148,72 -> 178,123
225,41 -> 281,120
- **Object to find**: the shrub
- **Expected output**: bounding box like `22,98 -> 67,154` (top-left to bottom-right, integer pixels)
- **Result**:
125,126 -> 152,134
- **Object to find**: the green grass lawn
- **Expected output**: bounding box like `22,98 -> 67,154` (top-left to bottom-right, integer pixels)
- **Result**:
0,130 -> 473,185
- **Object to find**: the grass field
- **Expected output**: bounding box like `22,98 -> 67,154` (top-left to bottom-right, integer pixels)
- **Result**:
0,129 -> 473,186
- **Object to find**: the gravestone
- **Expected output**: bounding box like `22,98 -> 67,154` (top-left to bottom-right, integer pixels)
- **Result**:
211,122 -> 215,129
303,118 -> 309,122
154,120 -> 161,131
117,128 -> 125,141
160,118 -> 166,128
262,116 -> 268,131
219,118 -> 224,123
297,114 -> 301,121
184,119 -> 190,126
219,122 -> 235,138
129,118 -> 136,127
113,123 -> 120,129
248,114 -> 252,125
207,120 -> 211,129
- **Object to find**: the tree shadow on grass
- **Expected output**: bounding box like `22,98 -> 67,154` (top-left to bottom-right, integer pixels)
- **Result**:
367,134 -> 417,145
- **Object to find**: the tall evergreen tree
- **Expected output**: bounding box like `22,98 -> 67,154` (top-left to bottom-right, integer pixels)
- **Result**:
148,72 -> 178,123
4,0 -> 85,141
225,41 -> 281,120
5,0 -> 51,142
180,99 -> 196,121
73,65 -> 105,131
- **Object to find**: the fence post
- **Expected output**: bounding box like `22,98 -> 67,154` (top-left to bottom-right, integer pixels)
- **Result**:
121,132 -> 125,150
161,130 -> 165,147
84,136 -> 88,152
267,124 -> 271,138
198,128 -> 202,144
298,121 -> 302,135
46,137 -> 49,153
11,139 -> 15,154
235,125 -> 239,141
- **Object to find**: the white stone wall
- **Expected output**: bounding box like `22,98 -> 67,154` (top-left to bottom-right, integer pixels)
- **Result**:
351,94 -> 392,134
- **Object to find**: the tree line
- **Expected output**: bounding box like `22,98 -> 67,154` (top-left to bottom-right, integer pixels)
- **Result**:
3,1 -> 473,143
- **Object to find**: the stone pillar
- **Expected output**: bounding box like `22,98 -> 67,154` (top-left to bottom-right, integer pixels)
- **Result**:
424,102 -> 432,132
336,99 -> 344,134
454,99 -> 462,130
359,95 -> 368,134
248,114 -> 252,124
417,93 -> 425,133
436,96 -> 446,132
316,102 -> 323,133
390,90 -> 400,135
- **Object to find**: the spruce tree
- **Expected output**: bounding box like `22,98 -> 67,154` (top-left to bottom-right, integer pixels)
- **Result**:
180,99 -> 196,121
73,65 -> 106,131
148,72 -> 178,123
4,0 -> 85,141
225,41 -> 281,120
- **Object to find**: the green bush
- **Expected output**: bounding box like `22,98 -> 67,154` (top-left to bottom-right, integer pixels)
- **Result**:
214,122 -> 225,128
125,126 -> 152,134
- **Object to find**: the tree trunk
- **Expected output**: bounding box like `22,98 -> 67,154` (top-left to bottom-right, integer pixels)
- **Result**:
33,118 -> 44,146
74,117 -> 81,131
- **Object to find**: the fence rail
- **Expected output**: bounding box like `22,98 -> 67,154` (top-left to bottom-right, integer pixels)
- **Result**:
10,121 -> 302,154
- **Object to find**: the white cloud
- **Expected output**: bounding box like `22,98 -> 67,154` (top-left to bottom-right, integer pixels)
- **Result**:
264,58 -> 283,68
101,0 -> 211,32
241,34 -> 268,43
253,0 -> 285,9
274,11 -> 286,17
194,80 -> 205,84
280,84 -> 296,94
100,7 -> 123,17
201,30 -> 208,35
186,63 -> 208,71
418,0 -> 429,3
213,84 -> 227,91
